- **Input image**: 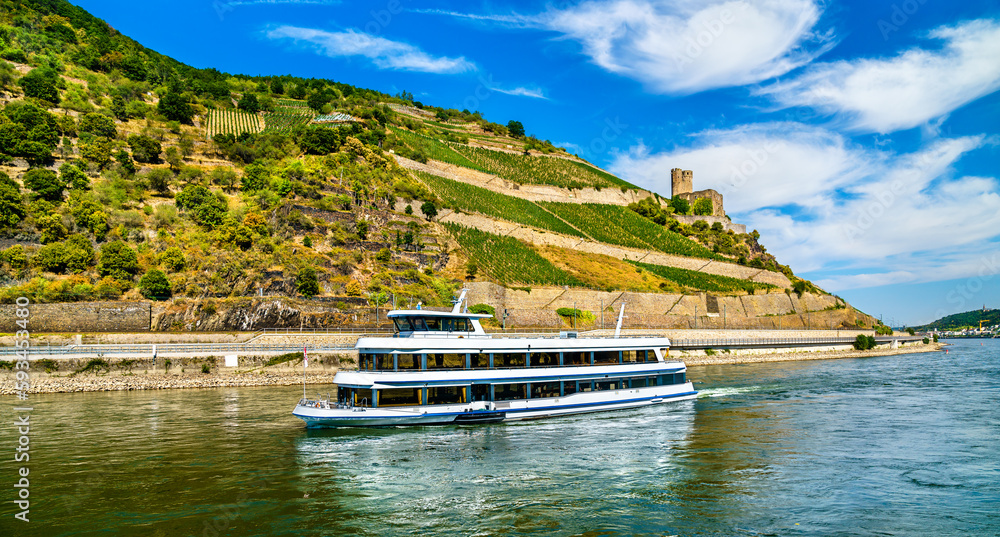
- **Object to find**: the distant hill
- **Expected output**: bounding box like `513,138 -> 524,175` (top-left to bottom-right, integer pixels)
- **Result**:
912,308 -> 1000,331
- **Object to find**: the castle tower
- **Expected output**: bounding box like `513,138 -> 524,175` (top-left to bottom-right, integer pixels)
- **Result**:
671,168 -> 693,197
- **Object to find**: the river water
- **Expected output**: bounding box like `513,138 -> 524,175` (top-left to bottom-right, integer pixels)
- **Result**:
3,339 -> 998,536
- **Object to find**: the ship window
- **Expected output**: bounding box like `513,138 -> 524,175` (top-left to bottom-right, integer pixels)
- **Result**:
494,383 -> 527,401
439,318 -> 471,332
393,317 -> 414,332
424,317 -> 441,331
563,351 -> 588,366
379,388 -> 421,407
595,350 -> 619,364
359,353 -> 375,371
397,353 -> 419,370
497,353 -> 526,368
563,381 -> 578,395
353,388 -> 373,407
413,318 -> 428,331
595,380 -> 619,391
579,381 -> 593,392
622,350 -> 638,363
375,354 -> 393,370
471,353 -> 490,369
531,382 -> 561,398
630,377 -> 649,388
532,352 -> 559,367
427,386 -> 467,405
426,353 -> 465,369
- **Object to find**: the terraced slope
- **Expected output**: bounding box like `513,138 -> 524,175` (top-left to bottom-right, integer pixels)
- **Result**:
627,261 -> 776,293
541,202 -> 724,260
445,224 -> 583,286
451,145 -> 639,190
416,171 -> 585,238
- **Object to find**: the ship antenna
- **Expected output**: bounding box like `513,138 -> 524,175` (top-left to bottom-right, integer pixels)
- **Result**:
451,288 -> 469,314
614,302 -> 626,338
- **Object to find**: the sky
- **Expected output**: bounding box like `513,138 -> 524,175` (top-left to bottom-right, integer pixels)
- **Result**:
74,0 -> 1000,326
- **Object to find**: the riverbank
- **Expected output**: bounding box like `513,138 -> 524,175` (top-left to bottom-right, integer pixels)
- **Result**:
682,341 -> 943,366
1,342 -> 942,395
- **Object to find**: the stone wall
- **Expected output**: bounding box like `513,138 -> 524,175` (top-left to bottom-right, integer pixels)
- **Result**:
674,215 -> 746,234
464,282 -> 867,330
396,156 -> 657,206
677,189 -> 726,217
0,301 -> 151,332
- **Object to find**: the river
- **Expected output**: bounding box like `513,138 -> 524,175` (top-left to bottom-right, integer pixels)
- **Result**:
3,339 -> 997,536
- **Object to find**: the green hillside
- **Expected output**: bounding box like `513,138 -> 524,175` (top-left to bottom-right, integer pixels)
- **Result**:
912,308 -> 1000,331
0,0 -> 799,312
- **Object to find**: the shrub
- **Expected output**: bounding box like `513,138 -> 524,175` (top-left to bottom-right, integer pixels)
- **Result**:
469,303 -> 495,316
922,337 -> 930,344
296,266 -> 319,298
139,269 -> 171,299
692,197 -> 714,215
98,241 -> 140,282
79,113 -> 117,139
127,134 -> 161,163
23,168 -> 64,202
420,201 -> 438,220
853,334 -> 877,351
375,248 -> 391,263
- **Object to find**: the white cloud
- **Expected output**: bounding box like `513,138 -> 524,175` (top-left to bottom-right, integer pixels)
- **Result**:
758,19 -> 1000,133
542,0 -> 831,94
610,125 -> 1000,289
423,0 -> 831,93
265,26 -> 475,74
491,85 -> 547,99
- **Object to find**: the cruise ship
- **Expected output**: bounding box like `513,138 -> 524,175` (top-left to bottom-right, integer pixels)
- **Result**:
293,291 -> 697,427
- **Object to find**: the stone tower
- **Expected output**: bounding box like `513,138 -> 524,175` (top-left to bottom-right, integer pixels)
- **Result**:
671,168 -> 693,197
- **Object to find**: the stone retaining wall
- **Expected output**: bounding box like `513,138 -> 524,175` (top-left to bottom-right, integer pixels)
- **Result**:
397,156 -> 657,206
0,301 -> 151,332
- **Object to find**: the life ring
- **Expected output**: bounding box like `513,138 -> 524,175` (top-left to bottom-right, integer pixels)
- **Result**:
315,402 -> 321,408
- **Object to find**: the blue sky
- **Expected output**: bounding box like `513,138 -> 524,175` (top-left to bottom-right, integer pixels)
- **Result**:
75,0 -> 1000,326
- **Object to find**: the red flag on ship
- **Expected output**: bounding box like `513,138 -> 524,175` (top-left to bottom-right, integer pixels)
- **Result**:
303,346 -> 308,367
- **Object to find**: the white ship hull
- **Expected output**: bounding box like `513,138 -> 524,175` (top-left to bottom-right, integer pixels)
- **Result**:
294,382 -> 696,428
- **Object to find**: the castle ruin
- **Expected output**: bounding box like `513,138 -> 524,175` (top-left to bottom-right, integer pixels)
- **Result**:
669,168 -> 745,233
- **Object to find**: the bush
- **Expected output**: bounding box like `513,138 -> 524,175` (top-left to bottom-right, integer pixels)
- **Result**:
138,269 -> 171,299
853,334 -> 877,351
98,241 -> 140,282
469,303 -> 495,316
922,337 -> 930,344
420,201 -> 437,220
692,197 -> 714,215
79,113 -> 117,139
20,68 -> 60,104
296,266 -> 319,298
160,247 -> 186,272
23,168 -> 64,202
127,134 -> 162,163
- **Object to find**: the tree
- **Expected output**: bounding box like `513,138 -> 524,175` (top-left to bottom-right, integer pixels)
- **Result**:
98,241 -> 140,282
79,113 -> 117,139
37,213 -> 67,244
157,91 -> 194,124
160,247 -> 186,272
507,120 -> 525,138
0,172 -> 24,228
164,146 -> 183,170
271,79 -> 284,94
63,234 -> 95,273
241,162 -> 270,192
79,137 -> 115,169
237,93 -> 260,114
307,90 -> 331,113
146,168 -> 173,195
692,197 -> 713,216
176,184 -> 227,228
420,201 -> 438,220
23,168 -> 64,202
139,269 -> 171,299
127,134 -> 161,163
296,266 -> 319,298
20,68 -> 60,104
669,196 -> 690,215
60,163 -> 89,190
